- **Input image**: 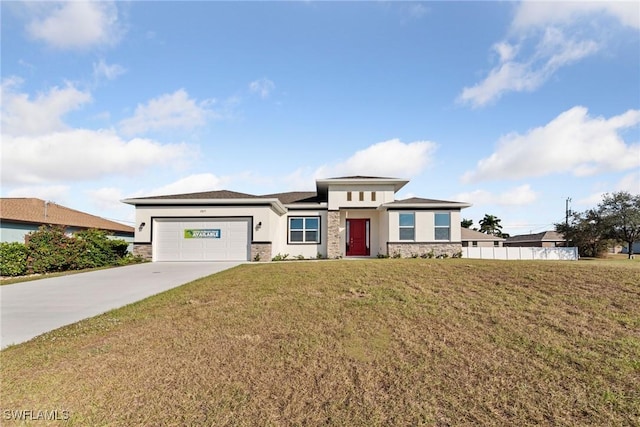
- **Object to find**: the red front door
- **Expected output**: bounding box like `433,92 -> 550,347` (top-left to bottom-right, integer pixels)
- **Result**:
346,219 -> 370,256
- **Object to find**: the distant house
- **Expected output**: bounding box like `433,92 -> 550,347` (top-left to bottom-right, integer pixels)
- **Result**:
461,228 -> 505,248
504,231 -> 566,248
0,198 -> 134,244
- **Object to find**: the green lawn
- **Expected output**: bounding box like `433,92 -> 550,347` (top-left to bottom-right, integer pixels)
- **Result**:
1,259 -> 639,426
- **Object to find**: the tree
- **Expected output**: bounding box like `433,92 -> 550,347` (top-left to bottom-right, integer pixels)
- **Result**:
479,214 -> 504,237
556,209 -> 609,257
461,218 -> 473,229
598,192 -> 640,259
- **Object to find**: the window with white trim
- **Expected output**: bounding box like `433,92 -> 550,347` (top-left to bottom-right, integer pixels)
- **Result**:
399,213 -> 415,240
289,217 -> 320,244
434,213 -> 450,240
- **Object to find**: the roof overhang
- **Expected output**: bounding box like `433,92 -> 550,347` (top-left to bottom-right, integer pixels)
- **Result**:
121,198 -> 288,215
380,201 -> 472,210
315,177 -> 409,196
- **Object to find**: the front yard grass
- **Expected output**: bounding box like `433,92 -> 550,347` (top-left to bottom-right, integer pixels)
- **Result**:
1,259 -> 639,426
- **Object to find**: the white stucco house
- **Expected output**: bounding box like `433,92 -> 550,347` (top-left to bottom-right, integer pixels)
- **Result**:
122,176 -> 471,262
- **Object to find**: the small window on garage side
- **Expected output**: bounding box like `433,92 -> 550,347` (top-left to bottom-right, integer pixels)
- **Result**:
472,241 -> 478,247
359,191 -> 364,201
399,213 -> 415,241
347,191 -> 352,201
371,191 -> 376,201
289,217 -> 320,244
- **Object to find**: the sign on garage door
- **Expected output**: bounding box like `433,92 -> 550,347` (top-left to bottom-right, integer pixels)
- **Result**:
154,218 -> 250,261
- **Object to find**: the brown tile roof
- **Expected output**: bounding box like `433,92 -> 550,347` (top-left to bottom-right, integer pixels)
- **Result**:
0,198 -> 134,234
505,231 -> 566,243
461,227 -> 505,241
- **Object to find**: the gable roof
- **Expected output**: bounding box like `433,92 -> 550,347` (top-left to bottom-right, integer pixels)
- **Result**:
505,231 -> 565,243
0,198 -> 134,234
461,227 -> 505,241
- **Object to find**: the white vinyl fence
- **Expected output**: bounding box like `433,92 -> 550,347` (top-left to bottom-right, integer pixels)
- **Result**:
462,247 -> 578,261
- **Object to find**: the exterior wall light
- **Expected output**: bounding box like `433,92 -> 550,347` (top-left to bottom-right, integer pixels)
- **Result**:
139,222 -> 146,231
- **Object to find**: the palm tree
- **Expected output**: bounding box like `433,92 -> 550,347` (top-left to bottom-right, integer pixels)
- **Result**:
479,214 -> 503,237
461,218 -> 473,229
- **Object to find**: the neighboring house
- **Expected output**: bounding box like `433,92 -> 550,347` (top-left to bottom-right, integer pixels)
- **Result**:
504,231 -> 566,248
0,198 -> 134,244
621,242 -> 640,254
122,176 -> 471,262
461,228 -> 505,248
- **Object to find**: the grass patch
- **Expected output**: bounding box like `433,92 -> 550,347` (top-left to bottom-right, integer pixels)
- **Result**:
1,259 -> 639,425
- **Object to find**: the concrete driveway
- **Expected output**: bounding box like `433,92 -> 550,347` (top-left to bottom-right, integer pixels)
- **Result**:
0,262 -> 241,349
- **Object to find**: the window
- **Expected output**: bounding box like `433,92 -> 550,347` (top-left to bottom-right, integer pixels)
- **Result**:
347,191 -> 352,201
289,217 -> 320,243
494,241 -> 500,247
359,191 -> 364,201
472,241 -> 478,247
371,192 -> 376,201
434,213 -> 450,240
399,213 -> 415,240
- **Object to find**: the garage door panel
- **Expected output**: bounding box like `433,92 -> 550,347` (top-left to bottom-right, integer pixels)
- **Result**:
153,218 -> 250,261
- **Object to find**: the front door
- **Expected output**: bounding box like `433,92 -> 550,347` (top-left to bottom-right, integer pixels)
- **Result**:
346,219 -> 370,256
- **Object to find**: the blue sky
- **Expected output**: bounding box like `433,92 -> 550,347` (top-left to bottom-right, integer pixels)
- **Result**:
2,1 -> 639,236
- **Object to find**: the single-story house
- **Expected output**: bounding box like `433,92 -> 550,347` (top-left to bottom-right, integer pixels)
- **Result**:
0,198 -> 134,244
504,231 -> 566,248
461,228 -> 505,248
122,176 -> 472,261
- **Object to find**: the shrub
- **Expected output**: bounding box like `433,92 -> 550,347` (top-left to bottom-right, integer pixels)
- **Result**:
26,226 -> 131,273
272,253 -> 289,261
0,242 -> 28,276
26,225 -> 78,273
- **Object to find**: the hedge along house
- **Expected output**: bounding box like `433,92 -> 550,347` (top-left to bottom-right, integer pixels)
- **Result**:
121,176 -> 471,262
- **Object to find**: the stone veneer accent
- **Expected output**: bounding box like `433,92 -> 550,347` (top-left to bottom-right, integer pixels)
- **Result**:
387,242 -> 462,258
327,211 -> 341,259
251,242 -> 272,262
133,243 -> 153,260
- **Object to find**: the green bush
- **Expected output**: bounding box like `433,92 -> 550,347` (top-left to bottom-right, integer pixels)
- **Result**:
26,225 -> 78,273
0,242 -> 28,276
26,226 -> 132,274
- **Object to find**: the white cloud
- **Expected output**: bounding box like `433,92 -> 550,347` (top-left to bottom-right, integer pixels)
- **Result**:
86,187 -> 126,211
455,184 -> 538,207
93,59 -> 126,81
512,1 -> 640,31
249,78 -> 275,99
462,107 -> 640,182
458,1 -> 637,107
7,185 -> 70,204
119,89 -> 217,136
146,173 -> 229,197
1,78 -> 92,136
315,138 -> 437,179
459,30 -> 599,107
2,130 -> 190,185
25,1 -> 123,50
577,171 -> 640,206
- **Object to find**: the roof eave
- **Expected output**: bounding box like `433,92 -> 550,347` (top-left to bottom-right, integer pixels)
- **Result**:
121,197 -> 287,215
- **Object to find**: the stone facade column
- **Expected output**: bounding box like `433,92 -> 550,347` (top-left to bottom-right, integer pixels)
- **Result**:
133,243 -> 152,261
327,211 -> 341,259
250,242 -> 272,262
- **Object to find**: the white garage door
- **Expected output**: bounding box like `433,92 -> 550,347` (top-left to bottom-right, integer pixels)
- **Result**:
153,218 -> 250,261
